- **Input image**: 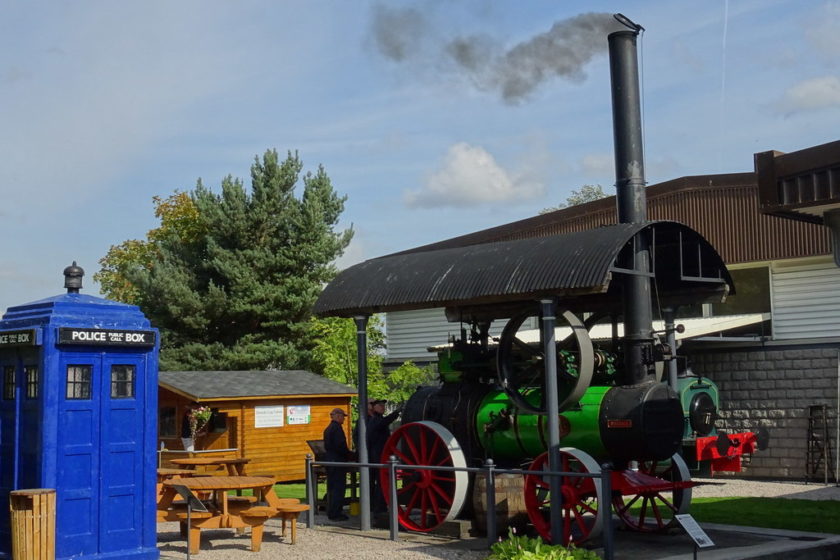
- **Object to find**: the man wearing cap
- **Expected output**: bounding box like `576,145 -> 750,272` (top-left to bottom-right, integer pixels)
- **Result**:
323,408 -> 351,521
366,399 -> 401,513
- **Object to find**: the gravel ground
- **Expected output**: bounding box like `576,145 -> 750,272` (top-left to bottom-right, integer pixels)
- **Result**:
157,479 -> 840,559
691,477 -> 840,500
157,516 -> 488,560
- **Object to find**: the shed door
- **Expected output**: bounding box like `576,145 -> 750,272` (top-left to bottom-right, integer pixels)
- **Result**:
56,353 -> 146,557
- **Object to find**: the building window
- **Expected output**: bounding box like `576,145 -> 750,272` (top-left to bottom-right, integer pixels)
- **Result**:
3,366 -> 14,400
209,409 -> 228,433
66,365 -> 92,400
159,407 -> 176,437
24,366 -> 39,399
110,365 -> 135,399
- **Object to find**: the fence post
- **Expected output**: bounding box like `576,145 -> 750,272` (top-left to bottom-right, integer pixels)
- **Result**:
600,463 -> 613,560
484,458 -> 497,549
305,454 -> 315,528
388,455 -> 399,541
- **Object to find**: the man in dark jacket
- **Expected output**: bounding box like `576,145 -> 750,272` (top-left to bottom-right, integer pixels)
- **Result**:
323,407 -> 351,521
366,399 -> 401,513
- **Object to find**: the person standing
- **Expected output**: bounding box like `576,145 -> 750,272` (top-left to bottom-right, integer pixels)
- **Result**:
323,407 -> 351,521
366,399 -> 401,513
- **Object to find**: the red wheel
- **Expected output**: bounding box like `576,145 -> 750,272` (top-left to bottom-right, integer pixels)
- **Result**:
611,454 -> 692,532
380,421 -> 468,532
523,448 -> 603,545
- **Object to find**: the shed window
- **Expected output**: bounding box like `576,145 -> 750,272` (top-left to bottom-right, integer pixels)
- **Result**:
159,407 -> 176,437
3,366 -> 14,400
209,409 -> 227,433
66,365 -> 92,400
25,366 -> 39,399
110,365 -> 135,399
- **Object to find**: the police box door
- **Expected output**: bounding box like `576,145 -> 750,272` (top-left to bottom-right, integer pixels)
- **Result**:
56,351 -> 147,557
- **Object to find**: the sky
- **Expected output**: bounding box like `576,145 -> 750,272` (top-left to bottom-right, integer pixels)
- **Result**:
1,0 -> 839,312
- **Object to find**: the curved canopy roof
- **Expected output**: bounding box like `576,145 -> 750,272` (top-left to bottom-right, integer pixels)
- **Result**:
314,221 -> 734,320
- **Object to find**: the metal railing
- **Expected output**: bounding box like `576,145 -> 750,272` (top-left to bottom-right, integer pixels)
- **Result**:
304,454 -> 614,559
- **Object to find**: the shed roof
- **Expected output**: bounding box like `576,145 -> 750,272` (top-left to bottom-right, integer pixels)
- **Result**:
159,370 -> 356,401
314,221 -> 733,320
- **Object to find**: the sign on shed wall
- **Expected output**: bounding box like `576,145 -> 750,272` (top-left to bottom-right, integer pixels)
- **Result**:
254,405 -> 284,428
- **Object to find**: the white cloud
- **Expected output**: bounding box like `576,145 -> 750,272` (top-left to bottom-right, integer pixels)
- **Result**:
776,75 -> 840,114
805,2 -> 840,61
404,142 -> 543,208
579,153 -> 613,177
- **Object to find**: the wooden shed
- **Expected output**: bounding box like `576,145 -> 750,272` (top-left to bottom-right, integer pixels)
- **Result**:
158,370 -> 355,482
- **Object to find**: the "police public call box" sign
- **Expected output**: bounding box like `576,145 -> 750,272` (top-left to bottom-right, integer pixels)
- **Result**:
0,330 -> 36,346
58,327 -> 156,347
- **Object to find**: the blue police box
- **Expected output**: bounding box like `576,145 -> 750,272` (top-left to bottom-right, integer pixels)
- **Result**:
0,263 -> 159,559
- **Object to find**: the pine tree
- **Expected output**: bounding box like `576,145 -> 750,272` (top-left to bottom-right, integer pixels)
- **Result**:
117,149 -> 352,370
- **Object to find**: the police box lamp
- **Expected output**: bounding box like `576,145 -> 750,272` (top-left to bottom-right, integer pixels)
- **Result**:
63,261 -> 84,293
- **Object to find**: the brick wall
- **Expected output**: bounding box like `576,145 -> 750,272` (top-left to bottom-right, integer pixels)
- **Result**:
688,344 -> 840,480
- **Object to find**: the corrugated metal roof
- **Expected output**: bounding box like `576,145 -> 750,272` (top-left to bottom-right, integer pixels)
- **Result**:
159,370 -> 356,401
314,221 -> 733,319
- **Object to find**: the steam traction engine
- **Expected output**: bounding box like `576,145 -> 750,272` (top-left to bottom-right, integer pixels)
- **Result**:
383,310 -> 768,543
313,21 -> 766,546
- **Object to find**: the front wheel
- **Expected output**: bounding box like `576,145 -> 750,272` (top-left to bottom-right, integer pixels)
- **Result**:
611,453 -> 692,532
380,421 -> 469,532
523,447 -> 604,545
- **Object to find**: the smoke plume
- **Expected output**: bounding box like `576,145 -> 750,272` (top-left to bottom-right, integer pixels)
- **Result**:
370,7 -> 622,104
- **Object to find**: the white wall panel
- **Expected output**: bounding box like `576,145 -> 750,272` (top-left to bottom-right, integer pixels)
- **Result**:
772,262 -> 840,339
384,308 -> 512,362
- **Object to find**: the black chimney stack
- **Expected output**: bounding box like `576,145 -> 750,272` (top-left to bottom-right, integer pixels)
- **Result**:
608,21 -> 655,385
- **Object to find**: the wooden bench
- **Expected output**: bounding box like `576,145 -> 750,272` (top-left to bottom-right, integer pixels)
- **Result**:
174,510 -> 215,548
274,503 -> 309,544
238,506 -> 277,552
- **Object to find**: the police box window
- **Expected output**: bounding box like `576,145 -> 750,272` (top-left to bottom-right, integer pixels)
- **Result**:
25,366 -> 38,399
66,365 -> 92,400
111,365 -> 135,399
3,366 -> 14,400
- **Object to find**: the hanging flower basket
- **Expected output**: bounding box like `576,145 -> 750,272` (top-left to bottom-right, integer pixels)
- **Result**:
189,406 -> 212,440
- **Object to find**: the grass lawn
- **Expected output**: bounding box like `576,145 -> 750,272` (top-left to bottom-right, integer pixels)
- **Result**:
274,482 -> 308,502
271,483 -> 840,535
689,497 -> 840,534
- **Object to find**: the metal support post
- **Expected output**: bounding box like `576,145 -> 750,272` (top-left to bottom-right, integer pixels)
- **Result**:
540,298 -> 564,543
663,307 -> 679,392
305,454 -> 315,527
600,463 -> 614,560
354,315 -> 371,531
484,458 -> 497,549
186,503 -> 192,560
388,455 -> 399,541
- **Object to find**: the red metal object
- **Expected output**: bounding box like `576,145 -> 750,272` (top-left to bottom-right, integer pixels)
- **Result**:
379,422 -> 468,532
695,431 -> 758,474
523,449 -> 603,546
610,456 -> 694,532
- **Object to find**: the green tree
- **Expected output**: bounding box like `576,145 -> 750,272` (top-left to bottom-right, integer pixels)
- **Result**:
311,316 -> 385,388
95,192 -> 203,304
370,360 -> 437,404
540,184 -> 607,214
102,149 -> 353,371
311,316 -> 437,408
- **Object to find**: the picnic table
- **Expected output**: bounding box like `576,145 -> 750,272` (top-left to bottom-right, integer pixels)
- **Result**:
158,476 -> 308,553
157,467 -> 195,482
169,457 -> 250,476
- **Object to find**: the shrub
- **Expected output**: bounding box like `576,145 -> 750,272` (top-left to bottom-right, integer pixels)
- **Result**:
488,528 -> 601,560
